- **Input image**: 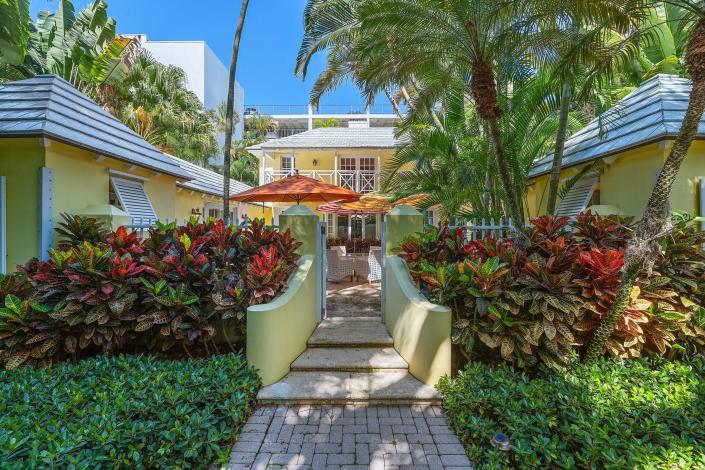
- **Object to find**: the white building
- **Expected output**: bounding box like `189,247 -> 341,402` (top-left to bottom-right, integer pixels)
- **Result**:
129,34 -> 245,165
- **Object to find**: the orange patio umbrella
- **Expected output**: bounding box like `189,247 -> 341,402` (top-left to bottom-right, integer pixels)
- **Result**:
230,173 -> 361,204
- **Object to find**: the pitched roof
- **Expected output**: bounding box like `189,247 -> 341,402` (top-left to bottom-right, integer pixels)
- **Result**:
0,74 -> 191,179
260,126 -> 399,149
168,155 -> 252,197
530,74 -> 701,178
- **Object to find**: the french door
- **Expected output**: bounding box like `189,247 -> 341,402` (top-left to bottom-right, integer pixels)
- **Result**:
338,156 -> 377,193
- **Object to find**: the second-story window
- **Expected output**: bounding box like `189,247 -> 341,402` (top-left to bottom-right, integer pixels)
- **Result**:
281,155 -> 295,176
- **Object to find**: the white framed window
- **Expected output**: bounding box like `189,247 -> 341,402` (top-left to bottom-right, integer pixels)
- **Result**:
110,177 -> 157,224
281,155 -> 296,176
337,155 -> 378,193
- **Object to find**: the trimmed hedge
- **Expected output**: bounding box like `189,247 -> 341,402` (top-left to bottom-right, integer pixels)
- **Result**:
438,359 -> 705,469
0,354 -> 260,469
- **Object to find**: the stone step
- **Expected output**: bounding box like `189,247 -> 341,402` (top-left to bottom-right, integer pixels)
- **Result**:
257,371 -> 441,405
307,318 -> 394,348
291,347 -> 408,372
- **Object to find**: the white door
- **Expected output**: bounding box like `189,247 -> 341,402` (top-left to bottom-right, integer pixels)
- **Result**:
338,156 -> 377,193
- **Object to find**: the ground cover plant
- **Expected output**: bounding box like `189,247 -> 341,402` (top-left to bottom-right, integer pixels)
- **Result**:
0,354 -> 260,469
0,215 -> 301,369
399,211 -> 705,369
438,358 -> 705,469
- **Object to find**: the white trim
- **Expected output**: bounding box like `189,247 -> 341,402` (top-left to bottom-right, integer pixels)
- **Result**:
39,168 -> 54,261
108,168 -> 148,182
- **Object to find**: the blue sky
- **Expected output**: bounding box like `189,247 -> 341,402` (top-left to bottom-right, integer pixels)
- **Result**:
29,0 -> 367,106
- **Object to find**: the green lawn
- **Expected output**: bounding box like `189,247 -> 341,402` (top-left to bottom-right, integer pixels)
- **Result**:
0,354 -> 260,469
438,359 -> 705,469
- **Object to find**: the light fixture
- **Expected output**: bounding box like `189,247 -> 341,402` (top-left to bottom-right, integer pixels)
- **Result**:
312,159 -> 318,167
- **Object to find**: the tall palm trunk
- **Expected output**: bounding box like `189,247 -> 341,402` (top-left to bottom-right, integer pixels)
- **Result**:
546,81 -> 572,214
470,60 -> 524,229
383,86 -> 404,118
222,0 -> 250,224
585,16 -> 705,362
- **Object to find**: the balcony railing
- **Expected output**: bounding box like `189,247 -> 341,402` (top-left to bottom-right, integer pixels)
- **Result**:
245,103 -> 398,116
264,169 -> 380,194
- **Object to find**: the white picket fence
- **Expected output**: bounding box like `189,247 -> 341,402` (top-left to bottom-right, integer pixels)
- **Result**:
447,216 -> 516,241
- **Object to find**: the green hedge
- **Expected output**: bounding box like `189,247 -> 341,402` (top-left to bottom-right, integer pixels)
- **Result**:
0,354 -> 260,469
438,359 -> 705,469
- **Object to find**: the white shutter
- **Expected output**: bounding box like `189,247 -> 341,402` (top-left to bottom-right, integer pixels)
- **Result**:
110,177 -> 157,223
555,176 -> 598,218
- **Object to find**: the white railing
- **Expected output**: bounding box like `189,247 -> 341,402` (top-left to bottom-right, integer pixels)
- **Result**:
264,169 -> 380,193
245,103 -> 398,116
447,217 -> 516,241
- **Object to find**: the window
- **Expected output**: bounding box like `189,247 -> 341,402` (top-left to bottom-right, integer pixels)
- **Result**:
338,156 -> 378,193
110,177 -> 157,224
281,155 -> 295,176
425,210 -> 435,226
326,213 -> 334,238
555,175 -> 598,218
337,214 -> 349,239
363,215 -> 377,240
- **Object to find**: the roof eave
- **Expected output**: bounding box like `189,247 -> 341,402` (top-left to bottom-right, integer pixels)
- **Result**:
0,129 -> 193,180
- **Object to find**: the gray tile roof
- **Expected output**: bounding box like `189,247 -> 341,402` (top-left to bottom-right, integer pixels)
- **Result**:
260,126 -> 399,149
0,74 -> 191,179
530,74 -> 701,178
168,155 -> 252,197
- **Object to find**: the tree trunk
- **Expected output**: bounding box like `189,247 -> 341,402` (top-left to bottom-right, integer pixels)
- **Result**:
469,60 -> 524,230
546,81 -> 572,214
222,0 -> 250,224
585,16 -> 705,362
383,86 -> 404,118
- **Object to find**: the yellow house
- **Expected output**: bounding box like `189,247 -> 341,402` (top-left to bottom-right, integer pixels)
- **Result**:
0,75 -> 259,273
528,74 -> 705,220
249,126 -> 401,239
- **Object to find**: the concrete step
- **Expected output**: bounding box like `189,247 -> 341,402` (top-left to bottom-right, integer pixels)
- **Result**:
291,347 -> 408,372
307,318 -> 394,348
257,371 -> 441,405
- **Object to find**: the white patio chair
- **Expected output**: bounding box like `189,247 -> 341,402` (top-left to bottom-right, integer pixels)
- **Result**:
367,246 -> 382,283
327,248 -> 354,282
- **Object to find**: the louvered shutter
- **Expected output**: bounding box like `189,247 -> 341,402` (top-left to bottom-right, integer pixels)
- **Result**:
555,176 -> 598,218
110,177 -> 157,223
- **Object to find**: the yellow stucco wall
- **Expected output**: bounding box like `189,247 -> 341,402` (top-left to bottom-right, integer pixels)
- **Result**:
45,140 -> 178,222
527,140 -> 705,219
175,189 -> 203,222
0,138 -> 43,270
266,148 -> 396,172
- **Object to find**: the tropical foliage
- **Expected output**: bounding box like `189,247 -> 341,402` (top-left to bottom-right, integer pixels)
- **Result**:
0,354 -> 259,468
398,212 -> 705,369
0,0 -> 220,165
0,216 -> 301,369
438,358 -> 705,468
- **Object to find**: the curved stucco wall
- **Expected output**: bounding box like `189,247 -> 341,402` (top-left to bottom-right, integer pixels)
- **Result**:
247,255 -> 317,386
384,255 -> 451,386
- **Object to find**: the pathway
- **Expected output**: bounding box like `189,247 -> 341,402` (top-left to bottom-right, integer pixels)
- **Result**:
226,282 -> 472,469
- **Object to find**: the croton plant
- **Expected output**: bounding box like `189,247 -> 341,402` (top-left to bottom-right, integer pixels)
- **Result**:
399,211 -> 705,369
0,216 -> 301,369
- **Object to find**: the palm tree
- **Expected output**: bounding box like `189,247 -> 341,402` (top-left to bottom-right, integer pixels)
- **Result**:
586,5 -> 705,361
1,0 -> 136,89
355,0 -> 532,228
110,54 -> 219,164
244,113 -> 279,141
223,0 -> 250,223
296,0 -> 405,116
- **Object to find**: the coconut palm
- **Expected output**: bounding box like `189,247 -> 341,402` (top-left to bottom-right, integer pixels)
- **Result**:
222,0 -> 250,222
244,113 -> 279,141
296,0 -> 405,116
586,3 -> 705,361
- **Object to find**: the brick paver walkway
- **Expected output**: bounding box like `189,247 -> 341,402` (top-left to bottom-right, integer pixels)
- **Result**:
225,404 -> 472,469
